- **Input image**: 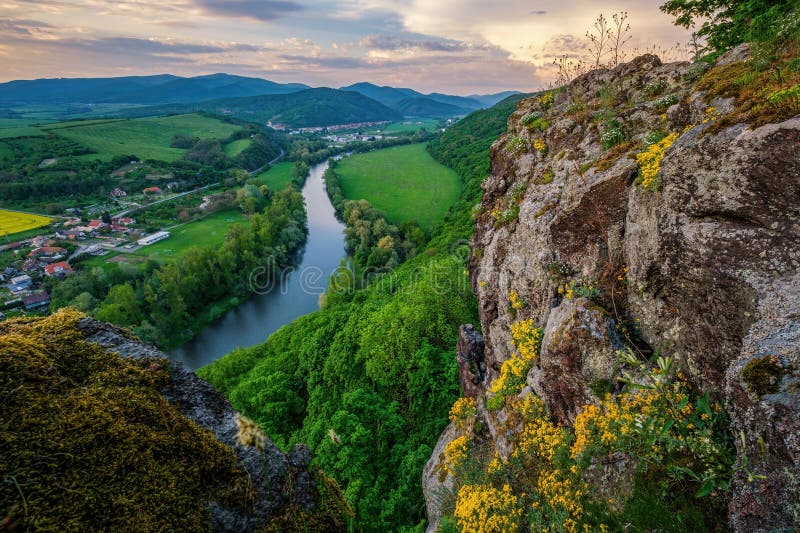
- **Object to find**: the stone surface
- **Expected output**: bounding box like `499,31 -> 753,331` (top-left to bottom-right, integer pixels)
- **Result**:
428,51 -> 800,531
76,317 -> 326,532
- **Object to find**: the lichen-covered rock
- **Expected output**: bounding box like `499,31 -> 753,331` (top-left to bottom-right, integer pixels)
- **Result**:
0,311 -> 345,532
430,50 -> 800,531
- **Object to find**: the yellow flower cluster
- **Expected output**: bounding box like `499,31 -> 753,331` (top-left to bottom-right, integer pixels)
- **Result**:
445,435 -> 470,472
514,411 -> 566,464
635,131 -> 678,191
533,138 -> 547,153
703,106 -> 720,123
535,469 -> 585,519
491,320 -> 544,396
539,91 -> 554,109
449,397 -> 478,423
455,484 -> 523,533
571,386 -> 688,459
509,289 -> 525,310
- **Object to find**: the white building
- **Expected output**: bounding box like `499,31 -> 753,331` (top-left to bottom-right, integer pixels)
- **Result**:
137,231 -> 170,246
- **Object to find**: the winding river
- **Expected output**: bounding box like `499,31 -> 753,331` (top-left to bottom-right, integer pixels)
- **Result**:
169,160 -> 346,369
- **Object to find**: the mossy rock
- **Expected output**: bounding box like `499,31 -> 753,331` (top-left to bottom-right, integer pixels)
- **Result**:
742,355 -> 786,396
0,310 -> 255,531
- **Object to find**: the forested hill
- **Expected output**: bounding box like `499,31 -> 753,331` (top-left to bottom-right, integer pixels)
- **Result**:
198,96 -> 523,531
118,88 -> 401,127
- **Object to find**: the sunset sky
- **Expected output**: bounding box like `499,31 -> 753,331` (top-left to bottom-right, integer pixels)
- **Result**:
0,0 -> 692,94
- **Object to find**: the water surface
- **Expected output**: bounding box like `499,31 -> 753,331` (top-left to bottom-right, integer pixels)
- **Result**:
169,160 -> 345,369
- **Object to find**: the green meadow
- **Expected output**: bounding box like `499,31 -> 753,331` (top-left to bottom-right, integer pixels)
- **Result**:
223,138 -> 252,157
43,114 -> 241,162
253,162 -> 294,190
335,143 -> 461,228
131,209 -> 245,261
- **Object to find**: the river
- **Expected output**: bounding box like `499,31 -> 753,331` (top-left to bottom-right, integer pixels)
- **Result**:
169,159 -> 346,369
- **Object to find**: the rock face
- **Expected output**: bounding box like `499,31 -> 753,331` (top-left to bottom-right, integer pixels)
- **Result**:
75,317 -> 333,532
426,52 -> 800,531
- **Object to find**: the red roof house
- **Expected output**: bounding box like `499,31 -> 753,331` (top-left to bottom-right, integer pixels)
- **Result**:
44,261 -> 73,277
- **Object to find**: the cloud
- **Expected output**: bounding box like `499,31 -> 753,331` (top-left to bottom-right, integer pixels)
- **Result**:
0,19 -> 55,36
193,0 -> 303,21
359,34 -> 476,53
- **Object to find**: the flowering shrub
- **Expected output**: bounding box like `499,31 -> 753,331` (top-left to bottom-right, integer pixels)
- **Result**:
600,127 -> 625,150
532,138 -> 547,153
454,484 -> 523,533
449,397 -> 478,423
505,136 -> 528,156
509,289 -> 525,311
521,113 -> 550,131
445,435 -> 471,473
636,131 -> 678,190
654,93 -> 679,111
558,278 -> 600,301
644,130 -> 667,146
490,319 -> 543,400
538,91 -> 554,110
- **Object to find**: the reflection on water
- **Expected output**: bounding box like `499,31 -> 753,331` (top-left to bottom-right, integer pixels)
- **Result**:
169,160 -> 345,369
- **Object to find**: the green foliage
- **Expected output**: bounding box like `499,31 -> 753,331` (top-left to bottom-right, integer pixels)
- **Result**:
661,0 -> 798,54
0,310 -> 254,531
741,355 -> 787,396
202,96 -> 524,531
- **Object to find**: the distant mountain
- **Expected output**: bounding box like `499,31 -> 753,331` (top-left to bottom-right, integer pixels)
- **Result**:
466,91 -> 522,107
425,93 -> 483,110
339,83 -> 422,106
340,82 -> 479,118
392,97 -> 472,119
0,74 -> 309,106
120,87 -> 402,128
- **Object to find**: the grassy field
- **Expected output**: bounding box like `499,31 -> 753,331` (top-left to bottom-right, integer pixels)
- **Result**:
253,162 -> 293,190
223,138 -> 252,157
0,209 -> 52,238
335,143 -> 461,228
131,209 -> 245,261
46,114 -> 241,162
381,119 -> 439,134
0,142 -> 12,161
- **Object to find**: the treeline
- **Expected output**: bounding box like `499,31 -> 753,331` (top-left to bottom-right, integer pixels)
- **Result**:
177,125 -> 285,171
323,161 -> 425,273
50,187 -> 307,347
199,98 -> 519,530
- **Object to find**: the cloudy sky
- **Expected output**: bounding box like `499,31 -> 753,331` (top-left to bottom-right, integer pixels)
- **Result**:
0,0 -> 692,94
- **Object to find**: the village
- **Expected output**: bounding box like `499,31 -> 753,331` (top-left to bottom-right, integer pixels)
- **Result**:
0,195 -> 174,320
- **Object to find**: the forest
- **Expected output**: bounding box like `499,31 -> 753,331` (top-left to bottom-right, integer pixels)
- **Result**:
199,95 -> 522,531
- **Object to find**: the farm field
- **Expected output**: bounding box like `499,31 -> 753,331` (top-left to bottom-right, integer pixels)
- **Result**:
253,162 -> 293,190
46,114 -> 242,162
381,118 -> 439,134
335,143 -> 461,228
130,209 -> 245,261
0,209 -> 51,238
223,138 -> 252,157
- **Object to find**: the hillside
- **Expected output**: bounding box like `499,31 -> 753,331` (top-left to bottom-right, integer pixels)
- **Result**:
198,96 -> 521,531
424,43 -> 800,532
0,311 -> 349,531
120,88 -> 401,127
392,97 -> 472,118
340,82 -> 483,118
0,73 -> 309,106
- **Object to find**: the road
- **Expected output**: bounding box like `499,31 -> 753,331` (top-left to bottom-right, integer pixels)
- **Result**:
249,148 -> 285,176
113,184 -> 215,218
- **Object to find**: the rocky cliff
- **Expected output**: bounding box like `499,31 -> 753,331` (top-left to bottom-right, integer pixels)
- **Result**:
0,310 -> 348,532
425,48 -> 800,531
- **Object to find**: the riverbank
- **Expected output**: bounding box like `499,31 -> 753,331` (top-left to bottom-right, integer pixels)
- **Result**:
170,159 -> 346,368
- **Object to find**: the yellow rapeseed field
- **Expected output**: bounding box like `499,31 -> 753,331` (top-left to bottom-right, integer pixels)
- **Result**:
0,209 -> 51,237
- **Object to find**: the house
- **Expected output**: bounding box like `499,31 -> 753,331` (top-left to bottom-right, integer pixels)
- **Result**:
9,275 -> 32,292
22,291 -> 50,310
137,231 -> 170,246
28,246 -> 66,259
44,261 -> 73,278
22,258 -> 39,272
142,186 -> 162,195
57,229 -> 86,241
110,188 -> 128,198
111,217 -> 135,226
111,224 -> 130,233
88,220 -> 109,230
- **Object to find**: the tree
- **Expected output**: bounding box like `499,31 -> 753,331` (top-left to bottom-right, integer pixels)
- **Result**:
660,0 -> 797,54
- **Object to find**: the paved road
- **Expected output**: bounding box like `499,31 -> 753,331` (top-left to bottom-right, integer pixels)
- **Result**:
249,148 -> 285,176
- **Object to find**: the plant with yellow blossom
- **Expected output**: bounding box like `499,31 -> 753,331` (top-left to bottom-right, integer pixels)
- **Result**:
454,484 -> 523,533
635,131 -> 678,190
